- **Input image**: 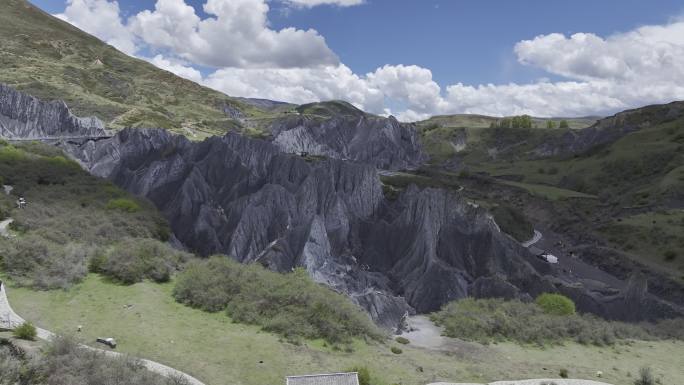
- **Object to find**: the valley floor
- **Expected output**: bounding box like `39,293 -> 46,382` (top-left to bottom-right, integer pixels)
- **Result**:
5,275 -> 683,385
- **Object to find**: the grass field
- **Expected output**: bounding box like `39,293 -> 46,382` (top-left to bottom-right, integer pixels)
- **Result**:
5,275 -> 684,385
500,180 -> 597,201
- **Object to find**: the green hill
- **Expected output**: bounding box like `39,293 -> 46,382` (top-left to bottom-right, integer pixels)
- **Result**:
0,0 -> 277,138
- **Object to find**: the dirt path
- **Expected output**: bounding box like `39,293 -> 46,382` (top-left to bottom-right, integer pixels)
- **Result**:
399,315 -> 447,349
522,229 -> 542,247
0,282 -> 206,385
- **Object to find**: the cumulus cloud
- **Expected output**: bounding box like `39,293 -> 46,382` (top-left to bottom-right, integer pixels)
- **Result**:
128,0 -> 338,68
514,22 -> 684,83
204,64 -> 385,112
53,0 -> 684,121
55,0 -> 137,54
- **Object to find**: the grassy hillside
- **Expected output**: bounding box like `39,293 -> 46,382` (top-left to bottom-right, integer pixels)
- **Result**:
411,103 -> 684,281
420,114 -> 597,130
0,140 -> 177,288
0,0 -> 278,138
417,116 -> 596,165
7,276 -> 684,385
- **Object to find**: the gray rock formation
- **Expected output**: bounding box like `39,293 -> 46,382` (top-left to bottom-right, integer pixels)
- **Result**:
63,126 -> 682,327
0,84 -> 108,139
6,84 -> 682,328
269,111 -> 426,170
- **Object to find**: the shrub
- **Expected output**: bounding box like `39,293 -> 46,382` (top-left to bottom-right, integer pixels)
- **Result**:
0,335 -> 190,385
0,142 -> 172,289
634,367 -> 654,385
173,257 -> 383,344
347,366 -> 371,385
536,293 -> 576,316
390,347 -> 403,354
395,336 -> 409,344
430,298 -> 664,346
663,250 -> 677,261
106,198 -> 141,213
559,368 -> 568,378
97,238 -> 189,284
13,322 -> 37,340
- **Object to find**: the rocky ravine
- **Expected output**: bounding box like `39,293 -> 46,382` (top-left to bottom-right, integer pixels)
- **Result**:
65,128 -> 682,327
3,84 -> 681,329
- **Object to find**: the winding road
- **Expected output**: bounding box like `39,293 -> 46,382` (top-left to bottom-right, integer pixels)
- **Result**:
0,282 -> 206,385
521,229 -> 542,248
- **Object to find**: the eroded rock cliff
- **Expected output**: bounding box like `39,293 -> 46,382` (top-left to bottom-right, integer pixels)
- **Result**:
269,108 -> 426,170
0,84 -> 108,139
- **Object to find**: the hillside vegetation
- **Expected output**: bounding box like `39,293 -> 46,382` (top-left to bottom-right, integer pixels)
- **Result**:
0,335 -> 189,385
8,276 -> 684,385
0,140 -> 179,289
432,297 -> 684,346
173,257 -> 383,345
0,0 -> 276,137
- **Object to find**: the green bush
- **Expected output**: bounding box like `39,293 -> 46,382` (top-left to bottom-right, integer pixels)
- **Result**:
106,198 -> 141,213
390,346 -> 402,354
430,298 -> 673,346
559,368 -> 568,378
13,322 -> 37,340
663,250 -> 677,261
536,293 -> 576,316
634,367 -> 654,385
395,336 -> 409,345
95,238 -> 189,284
173,257 -> 383,344
347,366 -> 371,385
0,335 -> 189,385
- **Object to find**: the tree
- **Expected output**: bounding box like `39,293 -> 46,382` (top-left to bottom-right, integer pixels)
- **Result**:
559,120 -> 569,129
634,367 -> 654,385
546,120 -> 557,129
13,322 -> 37,340
535,293 -> 576,316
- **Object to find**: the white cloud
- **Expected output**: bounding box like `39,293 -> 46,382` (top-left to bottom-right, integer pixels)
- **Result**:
128,0 -> 339,68
204,64 -> 385,113
514,22 -> 684,83
55,0 -> 136,54
285,0 -> 364,7
148,55 -> 204,83
52,0 -> 684,121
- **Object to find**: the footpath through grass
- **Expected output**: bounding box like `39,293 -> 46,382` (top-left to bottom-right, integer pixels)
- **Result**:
6,275 -> 684,385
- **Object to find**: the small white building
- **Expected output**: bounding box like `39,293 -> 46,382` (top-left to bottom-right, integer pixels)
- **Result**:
286,372 -> 359,385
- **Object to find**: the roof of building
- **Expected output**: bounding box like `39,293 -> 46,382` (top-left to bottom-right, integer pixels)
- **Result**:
286,372 -> 359,385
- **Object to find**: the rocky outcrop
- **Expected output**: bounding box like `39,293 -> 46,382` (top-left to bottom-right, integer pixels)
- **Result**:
0,84 -> 108,139
7,85 -> 682,328
269,112 -> 426,170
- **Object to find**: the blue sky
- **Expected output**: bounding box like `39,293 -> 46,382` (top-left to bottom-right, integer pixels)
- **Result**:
30,0 -> 684,119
